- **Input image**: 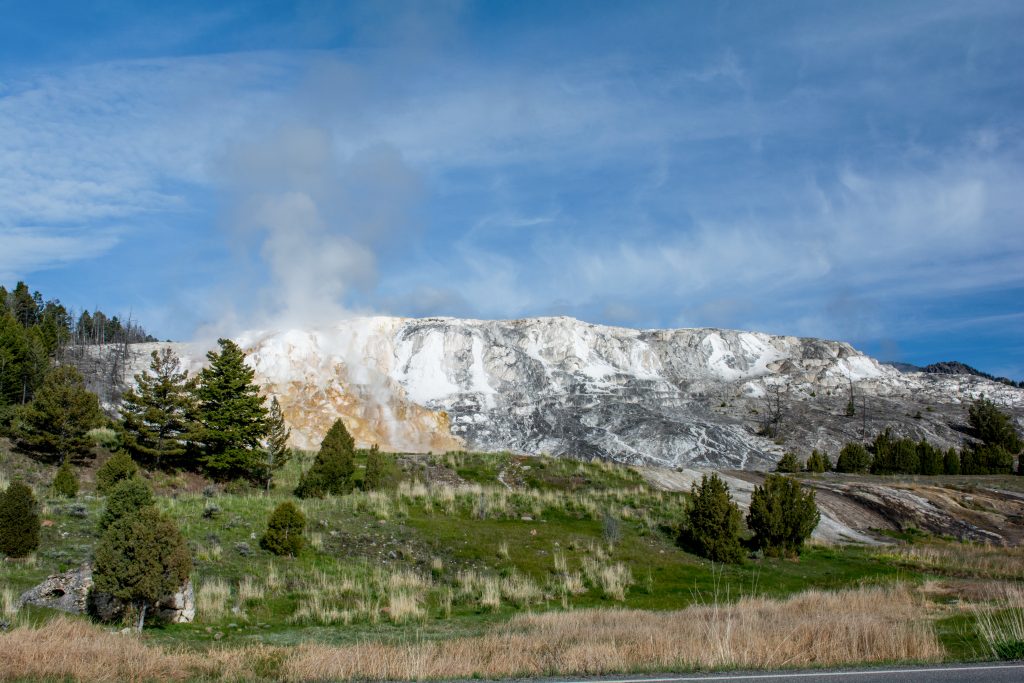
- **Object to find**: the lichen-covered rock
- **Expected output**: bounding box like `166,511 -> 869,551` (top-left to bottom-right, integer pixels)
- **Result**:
18,563 -> 195,624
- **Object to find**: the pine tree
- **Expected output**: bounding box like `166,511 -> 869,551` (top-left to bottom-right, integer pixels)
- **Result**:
836,443 -> 871,473
747,474 -> 820,557
52,460 -> 79,498
120,348 -> 196,469
260,502 -> 306,556
260,396 -> 292,492
363,445 -> 400,491
775,452 -> 801,473
194,339 -> 269,480
806,450 -> 829,473
679,473 -> 745,563
99,478 -> 155,531
93,506 -> 192,631
0,481 -> 40,558
96,450 -> 139,493
17,365 -> 105,463
943,448 -> 961,475
295,419 -> 356,498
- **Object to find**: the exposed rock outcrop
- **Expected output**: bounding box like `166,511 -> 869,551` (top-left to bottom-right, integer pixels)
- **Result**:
18,563 -> 195,624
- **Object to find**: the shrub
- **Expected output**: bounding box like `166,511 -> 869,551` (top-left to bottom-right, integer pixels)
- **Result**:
52,461 -> 79,498
98,478 -> 155,531
775,452 -> 801,473
680,473 -> 744,563
0,481 -> 40,558
260,502 -> 306,557
295,419 -> 355,498
747,474 -> 820,557
96,451 -> 138,494
363,446 -> 400,491
92,506 -> 192,630
835,443 -> 871,473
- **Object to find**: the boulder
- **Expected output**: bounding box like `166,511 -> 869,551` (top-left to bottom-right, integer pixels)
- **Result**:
18,562 -> 195,624
17,562 -> 92,614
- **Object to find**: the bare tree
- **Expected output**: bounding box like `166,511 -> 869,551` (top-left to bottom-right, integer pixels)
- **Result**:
759,383 -> 787,438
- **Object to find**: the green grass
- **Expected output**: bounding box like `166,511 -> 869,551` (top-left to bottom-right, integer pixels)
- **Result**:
0,444 -> 1014,658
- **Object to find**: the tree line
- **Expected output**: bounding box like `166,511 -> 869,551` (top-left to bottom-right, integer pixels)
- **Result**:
0,281 -> 157,418
774,398 -> 1023,477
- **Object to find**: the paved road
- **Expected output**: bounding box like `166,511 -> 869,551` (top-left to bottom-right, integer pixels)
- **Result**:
521,663 -> 1024,683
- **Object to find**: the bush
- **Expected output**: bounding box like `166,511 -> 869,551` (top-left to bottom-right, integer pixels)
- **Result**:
679,473 -> 744,563
260,501 -> 306,557
96,451 -> 138,494
747,474 -> 820,557
836,443 -> 871,473
99,478 -> 155,531
363,445 -> 400,491
775,452 -> 801,473
0,481 -> 40,558
295,419 -> 355,498
92,506 -> 192,630
52,461 -> 79,498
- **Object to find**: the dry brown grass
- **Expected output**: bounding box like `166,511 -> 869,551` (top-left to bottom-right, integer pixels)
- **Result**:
876,542 -> 1024,580
283,584 -> 942,680
0,585 -> 943,682
0,617 -> 207,682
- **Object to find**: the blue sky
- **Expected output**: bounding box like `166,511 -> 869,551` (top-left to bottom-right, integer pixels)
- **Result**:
1,1 -> 1023,378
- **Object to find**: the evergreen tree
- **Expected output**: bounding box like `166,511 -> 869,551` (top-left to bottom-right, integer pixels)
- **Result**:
260,502 -> 306,557
363,445 -> 400,491
120,348 -> 196,469
52,460 -> 79,498
99,478 -> 155,531
968,398 -> 1023,454
747,474 -> 820,557
260,396 -> 292,492
93,506 -> 192,631
679,473 -> 745,563
0,481 -> 40,558
96,450 -> 139,493
835,443 -> 871,473
943,448 -> 961,475
775,452 -> 801,473
194,339 -> 269,480
893,438 -> 920,474
17,365 -> 105,463
295,418 -> 356,498
806,450 -> 830,473
917,441 -> 943,475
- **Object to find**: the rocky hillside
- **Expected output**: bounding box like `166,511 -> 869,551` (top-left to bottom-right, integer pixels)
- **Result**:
106,316 -> 1023,470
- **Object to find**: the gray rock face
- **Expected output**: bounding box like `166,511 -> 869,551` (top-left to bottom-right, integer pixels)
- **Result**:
91,315 -> 1024,470
18,563 -> 93,614
18,563 -> 195,624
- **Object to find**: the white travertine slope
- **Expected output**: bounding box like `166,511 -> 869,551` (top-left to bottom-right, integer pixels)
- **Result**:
125,315 -> 1024,469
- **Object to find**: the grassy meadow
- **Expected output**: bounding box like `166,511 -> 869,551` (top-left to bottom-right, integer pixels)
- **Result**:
1,443 -> 1023,681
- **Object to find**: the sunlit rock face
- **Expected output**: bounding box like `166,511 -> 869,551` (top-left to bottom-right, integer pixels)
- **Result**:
123,316 -> 1024,469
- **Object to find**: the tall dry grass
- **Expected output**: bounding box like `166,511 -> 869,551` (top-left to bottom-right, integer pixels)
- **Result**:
283,584 -> 942,681
876,543 -> 1024,580
0,585 -> 943,682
